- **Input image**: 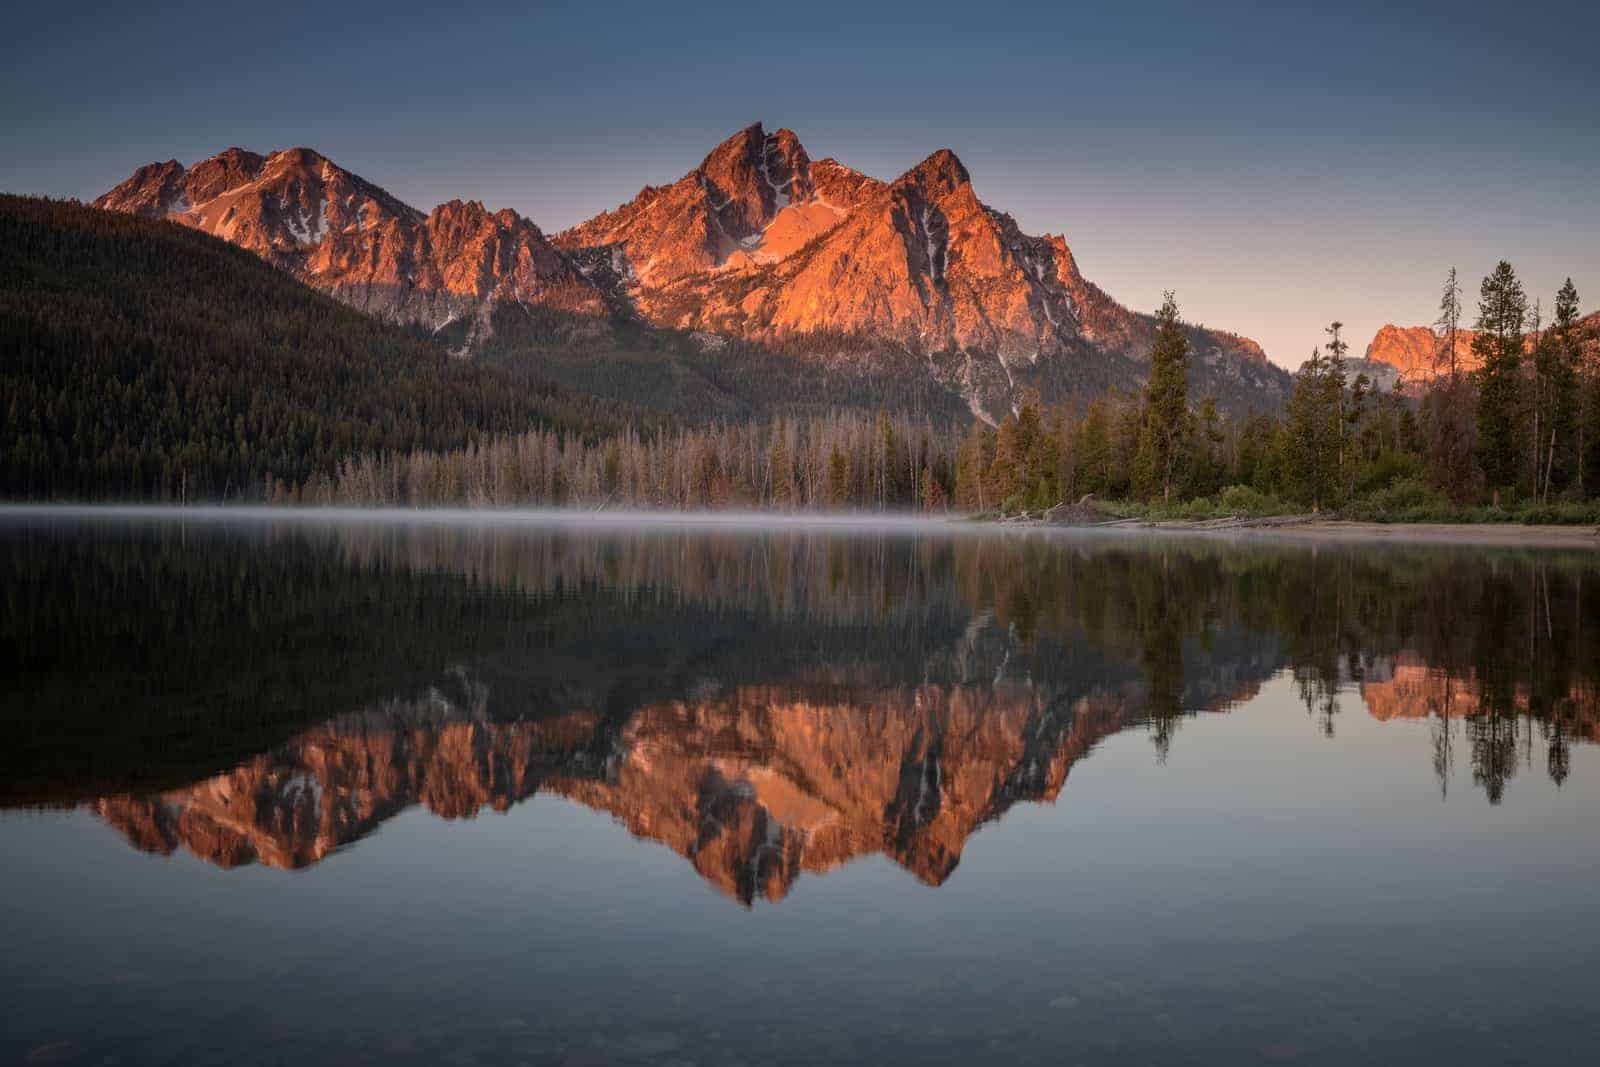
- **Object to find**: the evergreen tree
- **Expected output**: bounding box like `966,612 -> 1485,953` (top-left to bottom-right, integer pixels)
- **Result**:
1134,293 -> 1191,501
1473,261 -> 1528,503
953,421 -> 993,512
1075,400 -> 1113,496
827,445 -> 851,508
1286,348 -> 1338,511
1435,267 -> 1465,381
1534,279 -> 1582,500
1324,322 -> 1354,498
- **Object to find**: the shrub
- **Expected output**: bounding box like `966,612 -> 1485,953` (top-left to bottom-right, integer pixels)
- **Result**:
1516,501 -> 1600,526
1217,484 -> 1289,516
1352,451 -> 1423,497
1344,477 -> 1457,522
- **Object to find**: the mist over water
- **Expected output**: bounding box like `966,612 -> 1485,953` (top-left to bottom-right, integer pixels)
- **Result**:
4,511 -> 1600,1065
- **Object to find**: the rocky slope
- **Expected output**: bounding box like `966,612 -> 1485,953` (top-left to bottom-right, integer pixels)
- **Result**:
94,147 -> 604,348
92,674 -> 1217,902
1357,313 -> 1599,392
557,123 -> 1285,420
97,126 -> 1289,418
1360,324 -> 1481,389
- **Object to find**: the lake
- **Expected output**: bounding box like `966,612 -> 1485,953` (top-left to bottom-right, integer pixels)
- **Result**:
3,510 -> 1599,1066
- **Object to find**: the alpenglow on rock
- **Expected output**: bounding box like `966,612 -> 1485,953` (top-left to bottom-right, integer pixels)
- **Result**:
98,125 -> 1290,418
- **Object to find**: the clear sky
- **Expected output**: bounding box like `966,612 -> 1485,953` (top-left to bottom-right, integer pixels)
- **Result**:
4,0 -> 1596,367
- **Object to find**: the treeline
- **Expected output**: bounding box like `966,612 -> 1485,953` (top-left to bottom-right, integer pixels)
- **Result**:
276,410 -> 962,510
478,304 -> 974,425
960,269 -> 1599,518
0,195 -> 639,501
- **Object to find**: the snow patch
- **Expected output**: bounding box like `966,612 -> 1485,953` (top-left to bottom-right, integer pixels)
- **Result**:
920,206 -> 944,281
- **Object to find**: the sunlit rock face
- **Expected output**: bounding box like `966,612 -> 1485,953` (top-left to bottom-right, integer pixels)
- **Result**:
1360,654 -> 1600,741
93,147 -> 604,344
556,124 -> 1280,421
97,124 -> 1287,419
1360,324 -> 1482,388
90,648 -> 1600,898
33,527 -> 1600,895
1357,314 -> 1600,393
90,672 -> 1214,904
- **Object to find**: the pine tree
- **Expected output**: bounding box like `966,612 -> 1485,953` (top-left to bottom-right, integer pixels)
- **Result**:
1428,267 -> 1480,503
989,412 -> 1028,510
1473,261 -> 1528,503
1075,400 -> 1112,496
1534,279 -> 1582,500
1286,347 -> 1337,511
953,421 -> 993,512
1434,267 -> 1464,381
1324,322 -> 1352,500
1134,293 -> 1191,501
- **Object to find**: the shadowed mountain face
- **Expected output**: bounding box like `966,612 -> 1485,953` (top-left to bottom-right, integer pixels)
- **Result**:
95,125 -> 1289,419
7,517 -> 1600,903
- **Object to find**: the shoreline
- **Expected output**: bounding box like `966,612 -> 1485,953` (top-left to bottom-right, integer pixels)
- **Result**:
2,503 -> 1597,547
1011,514 -> 1600,547
1224,519 -> 1600,546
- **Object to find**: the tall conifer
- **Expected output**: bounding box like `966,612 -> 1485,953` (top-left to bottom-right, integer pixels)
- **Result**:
1473,261 -> 1528,502
1135,293 -> 1191,501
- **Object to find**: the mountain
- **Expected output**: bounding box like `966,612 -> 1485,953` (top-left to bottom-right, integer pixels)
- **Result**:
97,126 -> 1291,420
0,195 -> 629,500
1360,324 -> 1481,390
557,125 -> 1285,419
1357,313 -> 1599,393
89,668 -> 1250,902
94,147 -> 605,349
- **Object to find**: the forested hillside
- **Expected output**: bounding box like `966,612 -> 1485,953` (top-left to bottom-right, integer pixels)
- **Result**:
0,196 -> 631,500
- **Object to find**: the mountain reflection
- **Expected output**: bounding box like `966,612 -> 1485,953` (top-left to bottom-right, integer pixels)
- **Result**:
92,668 -> 1207,902
4,517 -> 1600,900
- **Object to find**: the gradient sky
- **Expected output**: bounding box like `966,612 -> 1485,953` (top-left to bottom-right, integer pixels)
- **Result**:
4,0 -> 1596,367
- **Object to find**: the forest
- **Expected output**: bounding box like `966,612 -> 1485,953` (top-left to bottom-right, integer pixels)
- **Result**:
294,271 -> 1600,520
4,192 -> 1596,520
0,195 -> 643,500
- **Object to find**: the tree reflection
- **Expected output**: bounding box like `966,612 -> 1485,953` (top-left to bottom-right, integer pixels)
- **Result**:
3,520 -> 1599,825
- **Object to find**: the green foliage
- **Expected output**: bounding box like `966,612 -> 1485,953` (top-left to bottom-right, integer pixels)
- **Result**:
0,195 -> 624,500
1134,293 -> 1191,500
1351,450 -> 1424,497
479,304 -> 972,425
1473,261 -> 1528,498
1218,484 -> 1289,516
1343,476 -> 1455,522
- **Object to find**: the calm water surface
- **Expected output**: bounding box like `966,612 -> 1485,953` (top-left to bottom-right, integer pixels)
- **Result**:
3,511 -> 1600,1065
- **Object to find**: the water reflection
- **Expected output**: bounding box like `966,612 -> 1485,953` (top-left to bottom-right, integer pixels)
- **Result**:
4,515 -> 1599,903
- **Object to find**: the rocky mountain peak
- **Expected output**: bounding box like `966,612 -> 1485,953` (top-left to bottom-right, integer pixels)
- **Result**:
93,146 -> 603,337
695,121 -> 814,236
897,148 -> 971,200
95,127 -> 1290,419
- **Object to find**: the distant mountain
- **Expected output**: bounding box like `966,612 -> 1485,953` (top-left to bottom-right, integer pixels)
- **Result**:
1354,316 -> 1599,394
1359,324 -> 1481,391
97,125 -> 1292,419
